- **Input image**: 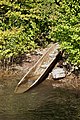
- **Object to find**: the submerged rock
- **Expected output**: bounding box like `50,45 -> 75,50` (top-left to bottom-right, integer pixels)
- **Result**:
52,67 -> 66,80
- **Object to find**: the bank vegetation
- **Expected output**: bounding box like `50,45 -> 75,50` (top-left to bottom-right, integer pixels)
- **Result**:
0,0 -> 80,70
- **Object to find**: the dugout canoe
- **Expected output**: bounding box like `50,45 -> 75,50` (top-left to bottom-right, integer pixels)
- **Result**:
14,43 -> 62,94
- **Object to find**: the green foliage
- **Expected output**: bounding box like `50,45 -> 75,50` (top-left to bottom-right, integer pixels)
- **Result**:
0,28 -> 36,59
0,0 -> 54,65
53,0 -> 80,67
0,0 -> 80,68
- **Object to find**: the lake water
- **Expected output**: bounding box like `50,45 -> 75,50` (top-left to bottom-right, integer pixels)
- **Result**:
0,76 -> 80,120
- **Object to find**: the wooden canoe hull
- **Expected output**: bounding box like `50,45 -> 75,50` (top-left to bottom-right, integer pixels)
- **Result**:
14,43 -> 62,93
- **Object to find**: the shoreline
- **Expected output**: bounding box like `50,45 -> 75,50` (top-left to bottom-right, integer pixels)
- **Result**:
0,45 -> 80,92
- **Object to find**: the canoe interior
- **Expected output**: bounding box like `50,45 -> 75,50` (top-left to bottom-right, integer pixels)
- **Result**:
14,43 -> 60,93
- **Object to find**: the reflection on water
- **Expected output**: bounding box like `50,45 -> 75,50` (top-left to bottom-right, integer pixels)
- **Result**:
0,77 -> 80,120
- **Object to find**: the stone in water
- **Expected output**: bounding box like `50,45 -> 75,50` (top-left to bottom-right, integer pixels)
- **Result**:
52,67 -> 66,79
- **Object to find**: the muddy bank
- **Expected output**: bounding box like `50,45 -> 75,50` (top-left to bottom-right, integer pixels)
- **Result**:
0,45 -> 80,92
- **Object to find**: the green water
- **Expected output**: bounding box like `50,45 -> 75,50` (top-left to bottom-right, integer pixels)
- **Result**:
0,78 -> 80,120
